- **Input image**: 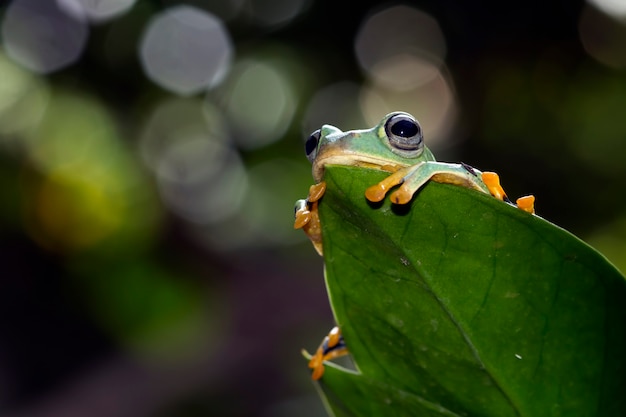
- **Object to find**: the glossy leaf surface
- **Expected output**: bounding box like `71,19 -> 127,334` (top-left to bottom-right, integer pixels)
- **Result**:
314,166 -> 626,417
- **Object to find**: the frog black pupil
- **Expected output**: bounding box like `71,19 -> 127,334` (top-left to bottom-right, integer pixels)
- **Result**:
391,119 -> 418,138
306,133 -> 319,156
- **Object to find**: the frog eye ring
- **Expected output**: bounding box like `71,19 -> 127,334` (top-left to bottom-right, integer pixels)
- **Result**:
384,113 -> 424,156
305,129 -> 321,163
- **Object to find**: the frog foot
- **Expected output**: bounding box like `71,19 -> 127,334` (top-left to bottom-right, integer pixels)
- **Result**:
365,166 -> 410,203
482,172 -> 535,214
306,326 -> 347,380
516,195 -> 535,214
480,172 -> 508,201
294,182 -> 327,255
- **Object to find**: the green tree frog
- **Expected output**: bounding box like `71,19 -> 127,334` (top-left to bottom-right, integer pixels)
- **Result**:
294,112 -> 534,380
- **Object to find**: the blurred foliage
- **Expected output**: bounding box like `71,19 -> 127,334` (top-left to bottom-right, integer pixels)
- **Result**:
0,1 -> 625,416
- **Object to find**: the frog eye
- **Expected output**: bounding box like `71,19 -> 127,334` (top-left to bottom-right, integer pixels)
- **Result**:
384,113 -> 423,154
305,129 -> 321,163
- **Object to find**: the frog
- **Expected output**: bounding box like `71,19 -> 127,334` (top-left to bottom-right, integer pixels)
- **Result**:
295,111 -> 535,380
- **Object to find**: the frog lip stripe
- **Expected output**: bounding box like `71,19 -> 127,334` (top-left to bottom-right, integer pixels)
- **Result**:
312,153 -> 407,182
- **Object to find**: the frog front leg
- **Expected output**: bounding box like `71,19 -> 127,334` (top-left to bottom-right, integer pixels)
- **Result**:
306,326 -> 347,380
366,161 -> 489,204
366,162 -> 536,214
294,182 -> 327,255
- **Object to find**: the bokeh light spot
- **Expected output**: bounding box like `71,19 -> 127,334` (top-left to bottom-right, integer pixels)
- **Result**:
579,4 -> 626,68
355,6 -> 446,90
160,0 -> 245,22
1,0 -> 89,74
140,98 -> 247,224
303,82 -> 368,136
24,91 -> 118,172
139,6 -> 234,95
243,159 -> 312,244
351,5 -> 457,148
0,51 -> 49,139
359,67 -> 458,149
246,0 -> 310,28
34,172 -> 123,249
187,158 -> 312,251
586,0 -> 626,19
218,59 -> 296,149
23,91 -> 162,253
57,0 -> 137,23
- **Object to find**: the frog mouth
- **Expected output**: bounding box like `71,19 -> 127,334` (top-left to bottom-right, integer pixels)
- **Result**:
311,153 -> 407,183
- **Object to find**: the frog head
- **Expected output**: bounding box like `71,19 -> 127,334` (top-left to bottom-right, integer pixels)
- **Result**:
305,112 -> 435,182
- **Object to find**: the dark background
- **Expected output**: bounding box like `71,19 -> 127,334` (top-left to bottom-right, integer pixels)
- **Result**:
1,0 -> 625,416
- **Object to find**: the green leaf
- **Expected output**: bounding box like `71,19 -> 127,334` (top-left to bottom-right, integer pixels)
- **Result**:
315,363 -> 466,417
314,166 -> 626,417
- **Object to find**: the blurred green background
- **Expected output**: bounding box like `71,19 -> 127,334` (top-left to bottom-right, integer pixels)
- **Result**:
0,0 -> 625,416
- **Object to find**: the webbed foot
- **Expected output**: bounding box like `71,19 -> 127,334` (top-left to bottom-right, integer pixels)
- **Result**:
482,172 -> 535,214
307,326 -> 347,380
481,171 -> 508,201
365,167 -> 411,203
516,195 -> 535,214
